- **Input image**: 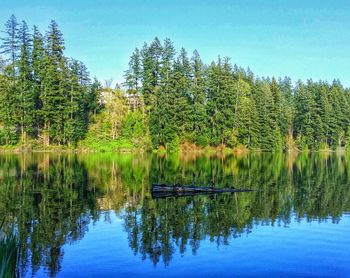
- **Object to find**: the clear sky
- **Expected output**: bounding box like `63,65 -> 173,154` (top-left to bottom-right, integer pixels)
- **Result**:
1,0 -> 350,86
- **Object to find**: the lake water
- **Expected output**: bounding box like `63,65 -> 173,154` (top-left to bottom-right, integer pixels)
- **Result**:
1,152 -> 350,277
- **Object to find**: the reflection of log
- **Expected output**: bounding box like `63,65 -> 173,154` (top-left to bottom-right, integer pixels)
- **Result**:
152,184 -> 256,199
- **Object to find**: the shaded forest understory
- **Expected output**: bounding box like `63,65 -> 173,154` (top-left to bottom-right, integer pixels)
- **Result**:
1,15 -> 350,152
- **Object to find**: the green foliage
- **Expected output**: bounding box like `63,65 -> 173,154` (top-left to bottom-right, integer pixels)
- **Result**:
0,15 -> 19,76
0,125 -> 18,145
296,135 -> 308,151
206,57 -> 236,146
80,137 -> 134,152
0,220 -> 19,278
1,17 -> 350,153
0,16 -> 97,148
122,110 -> 145,139
124,48 -> 141,91
79,98 -> 150,151
196,134 -> 210,147
167,134 -> 180,153
125,38 -> 350,152
346,126 -> 350,152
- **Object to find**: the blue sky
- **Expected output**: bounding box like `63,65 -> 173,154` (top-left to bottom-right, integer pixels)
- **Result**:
1,0 -> 350,86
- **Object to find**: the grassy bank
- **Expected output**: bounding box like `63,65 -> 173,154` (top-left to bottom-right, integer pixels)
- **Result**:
0,139 -> 346,154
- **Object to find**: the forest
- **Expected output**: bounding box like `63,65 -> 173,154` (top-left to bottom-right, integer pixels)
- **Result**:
1,15 -> 350,152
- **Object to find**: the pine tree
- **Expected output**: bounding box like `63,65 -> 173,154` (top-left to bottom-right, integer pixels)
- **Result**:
124,48 -> 141,92
17,20 -> 35,142
190,50 -> 208,146
0,68 -> 18,144
149,38 -> 175,148
0,15 -> 20,144
0,15 -> 20,77
140,38 -> 162,107
254,80 -> 281,150
278,76 -> 295,138
328,80 -> 348,148
87,77 -> 102,116
293,80 -> 316,149
314,82 -> 331,147
32,26 -> 45,131
233,78 -> 258,148
40,20 -> 66,145
206,57 -> 236,146
171,47 -> 192,140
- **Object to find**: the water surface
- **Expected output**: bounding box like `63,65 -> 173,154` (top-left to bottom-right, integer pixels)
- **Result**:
1,152 -> 349,277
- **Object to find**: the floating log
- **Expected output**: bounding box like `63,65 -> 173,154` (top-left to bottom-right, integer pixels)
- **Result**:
151,183 -> 256,199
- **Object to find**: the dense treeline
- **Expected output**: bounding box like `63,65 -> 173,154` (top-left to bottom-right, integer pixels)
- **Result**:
0,15 -> 101,147
124,38 -> 350,151
2,15 -> 350,151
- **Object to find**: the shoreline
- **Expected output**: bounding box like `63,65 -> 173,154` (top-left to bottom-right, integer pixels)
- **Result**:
0,144 -> 346,154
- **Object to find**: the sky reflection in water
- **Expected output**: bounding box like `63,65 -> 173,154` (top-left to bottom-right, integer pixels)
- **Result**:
0,152 -> 349,277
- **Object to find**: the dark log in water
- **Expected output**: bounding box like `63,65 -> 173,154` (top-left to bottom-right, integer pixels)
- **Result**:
151,184 -> 256,199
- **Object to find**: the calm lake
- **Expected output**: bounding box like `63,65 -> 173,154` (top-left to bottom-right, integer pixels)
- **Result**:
1,152 -> 350,277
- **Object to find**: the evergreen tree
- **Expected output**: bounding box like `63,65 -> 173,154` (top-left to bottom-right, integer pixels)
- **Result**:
64,59 -> 85,146
293,80 -> 316,149
171,47 -> 192,140
254,80 -> 281,150
0,68 -> 18,144
32,25 -> 45,123
233,78 -> 258,148
140,38 -> 162,107
206,57 -> 236,146
278,76 -> 295,138
314,82 -> 331,147
124,48 -> 141,92
87,77 -> 102,116
0,15 -> 20,144
190,50 -> 208,146
17,20 -> 35,142
0,15 -> 20,77
149,38 -> 175,148
329,80 -> 349,147
40,20 -> 66,145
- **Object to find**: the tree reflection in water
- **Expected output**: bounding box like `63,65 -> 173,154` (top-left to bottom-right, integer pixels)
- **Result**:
0,152 -> 350,275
